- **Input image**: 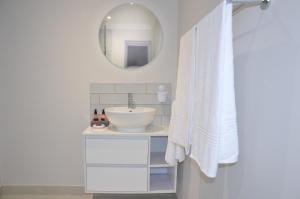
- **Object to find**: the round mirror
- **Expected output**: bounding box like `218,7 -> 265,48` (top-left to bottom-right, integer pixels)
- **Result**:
99,3 -> 163,69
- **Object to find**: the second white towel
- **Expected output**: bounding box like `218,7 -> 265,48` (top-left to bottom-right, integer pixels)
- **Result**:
166,0 -> 239,178
190,0 -> 238,178
165,26 -> 196,165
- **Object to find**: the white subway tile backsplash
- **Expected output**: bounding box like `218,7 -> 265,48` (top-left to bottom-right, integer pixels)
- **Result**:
90,83 -> 115,93
160,105 -> 172,115
90,94 -> 100,105
115,83 -> 146,93
132,94 -> 158,105
133,94 -> 171,105
143,104 -> 172,115
162,115 -> 171,126
152,115 -> 162,126
99,94 -> 128,105
90,83 -> 172,126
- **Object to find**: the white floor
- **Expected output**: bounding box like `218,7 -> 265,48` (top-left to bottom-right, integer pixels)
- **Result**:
0,194 -> 177,199
0,195 -> 92,199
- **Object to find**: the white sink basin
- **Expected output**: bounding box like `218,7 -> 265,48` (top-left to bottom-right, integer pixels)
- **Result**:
105,107 -> 156,132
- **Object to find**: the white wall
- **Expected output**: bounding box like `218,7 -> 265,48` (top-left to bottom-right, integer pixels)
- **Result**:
178,0 -> 222,36
0,0 -> 178,186
226,0 -> 300,198
0,141 -> 2,188
177,0 -> 300,199
0,82 -> 3,188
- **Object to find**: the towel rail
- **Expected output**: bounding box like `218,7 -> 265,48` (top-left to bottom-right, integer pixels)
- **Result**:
231,0 -> 271,15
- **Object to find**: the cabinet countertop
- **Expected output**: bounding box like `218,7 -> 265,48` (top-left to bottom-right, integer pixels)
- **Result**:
83,125 -> 169,137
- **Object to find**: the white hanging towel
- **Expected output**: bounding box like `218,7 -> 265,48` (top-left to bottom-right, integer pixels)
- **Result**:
165,26 -> 196,165
190,0 -> 238,178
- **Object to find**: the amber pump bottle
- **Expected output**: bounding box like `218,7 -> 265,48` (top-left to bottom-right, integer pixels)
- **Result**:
100,109 -> 109,127
90,109 -> 99,126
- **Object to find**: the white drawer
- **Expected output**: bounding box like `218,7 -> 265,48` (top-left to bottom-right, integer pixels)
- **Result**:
85,137 -> 149,165
86,166 -> 148,192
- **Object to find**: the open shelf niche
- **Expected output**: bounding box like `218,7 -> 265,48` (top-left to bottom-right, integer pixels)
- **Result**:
149,136 -> 177,192
150,167 -> 176,192
150,136 -> 168,167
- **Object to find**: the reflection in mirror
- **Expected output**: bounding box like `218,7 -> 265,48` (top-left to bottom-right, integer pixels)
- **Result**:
99,3 -> 163,69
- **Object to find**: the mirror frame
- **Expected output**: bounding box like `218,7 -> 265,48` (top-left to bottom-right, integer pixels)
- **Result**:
98,3 -> 164,70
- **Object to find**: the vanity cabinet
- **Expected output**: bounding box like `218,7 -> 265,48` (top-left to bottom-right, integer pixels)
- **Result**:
86,166 -> 148,192
85,137 -> 149,165
83,127 -> 177,194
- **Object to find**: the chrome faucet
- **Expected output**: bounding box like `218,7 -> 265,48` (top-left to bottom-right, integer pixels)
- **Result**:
128,93 -> 136,109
